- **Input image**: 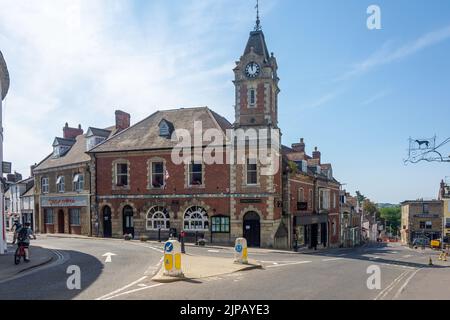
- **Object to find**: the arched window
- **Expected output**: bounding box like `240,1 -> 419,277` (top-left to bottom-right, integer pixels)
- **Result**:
146,206 -> 170,230
184,206 -> 209,231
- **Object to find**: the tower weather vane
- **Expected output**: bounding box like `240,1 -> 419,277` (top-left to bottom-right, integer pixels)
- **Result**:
255,0 -> 262,31
404,136 -> 450,164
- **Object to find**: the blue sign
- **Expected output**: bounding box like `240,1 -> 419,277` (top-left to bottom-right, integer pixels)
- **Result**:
165,242 -> 173,253
235,244 -> 242,253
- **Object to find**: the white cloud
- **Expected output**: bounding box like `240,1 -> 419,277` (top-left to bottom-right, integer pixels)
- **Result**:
338,24 -> 450,82
0,0 -> 275,175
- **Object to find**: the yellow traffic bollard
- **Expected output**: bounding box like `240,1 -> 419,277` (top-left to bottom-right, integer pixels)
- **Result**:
234,238 -> 248,265
163,240 -> 183,277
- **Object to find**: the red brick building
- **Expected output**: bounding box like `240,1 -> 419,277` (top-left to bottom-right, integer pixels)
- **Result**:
89,25 -> 287,248
283,139 -> 341,249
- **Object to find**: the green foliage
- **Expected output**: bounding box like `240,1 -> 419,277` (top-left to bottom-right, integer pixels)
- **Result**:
379,206 -> 401,232
356,191 -> 366,205
288,161 -> 298,174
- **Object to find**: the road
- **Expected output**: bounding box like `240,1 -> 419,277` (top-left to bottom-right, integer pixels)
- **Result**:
0,235 -> 448,300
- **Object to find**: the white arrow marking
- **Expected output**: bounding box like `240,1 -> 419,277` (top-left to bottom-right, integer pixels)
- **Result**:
102,252 -> 117,263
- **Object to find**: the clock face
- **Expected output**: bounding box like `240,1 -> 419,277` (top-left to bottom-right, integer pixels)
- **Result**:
245,62 -> 261,78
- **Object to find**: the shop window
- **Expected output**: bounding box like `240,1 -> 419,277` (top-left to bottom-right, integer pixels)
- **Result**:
44,209 -> 54,224
211,216 -> 230,233
69,209 -> 81,226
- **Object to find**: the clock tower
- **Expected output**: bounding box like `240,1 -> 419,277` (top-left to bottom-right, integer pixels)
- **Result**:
233,18 -> 280,129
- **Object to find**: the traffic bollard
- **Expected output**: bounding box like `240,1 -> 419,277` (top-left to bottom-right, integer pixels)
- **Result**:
234,238 -> 248,264
163,240 -> 183,277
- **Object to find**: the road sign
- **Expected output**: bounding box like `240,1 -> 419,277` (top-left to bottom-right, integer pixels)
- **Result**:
235,244 -> 242,253
164,242 -> 174,253
2,162 -> 11,174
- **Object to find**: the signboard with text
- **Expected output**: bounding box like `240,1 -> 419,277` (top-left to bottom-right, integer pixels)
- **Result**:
41,196 -> 88,208
2,162 -> 11,174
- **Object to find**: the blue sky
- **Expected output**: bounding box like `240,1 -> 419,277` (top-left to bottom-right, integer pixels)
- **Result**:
0,0 -> 449,203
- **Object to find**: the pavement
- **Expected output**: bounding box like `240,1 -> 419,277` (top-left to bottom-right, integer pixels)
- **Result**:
152,254 -> 261,283
0,243 -> 55,284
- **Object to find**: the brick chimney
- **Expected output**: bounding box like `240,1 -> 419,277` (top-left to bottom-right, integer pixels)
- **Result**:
63,123 -> 84,139
115,110 -> 131,131
313,147 -> 321,164
30,164 -> 37,177
292,138 -> 306,153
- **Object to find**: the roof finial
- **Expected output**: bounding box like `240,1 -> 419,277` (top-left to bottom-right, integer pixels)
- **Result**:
255,0 -> 262,31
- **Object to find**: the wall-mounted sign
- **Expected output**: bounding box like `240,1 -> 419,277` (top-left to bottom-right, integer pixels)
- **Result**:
2,161 -> 11,174
41,196 -> 88,208
240,199 -> 262,204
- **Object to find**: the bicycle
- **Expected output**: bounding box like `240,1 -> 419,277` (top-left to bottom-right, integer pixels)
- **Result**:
14,243 -> 29,265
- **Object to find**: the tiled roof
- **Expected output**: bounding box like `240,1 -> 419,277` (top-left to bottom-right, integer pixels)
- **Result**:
0,50 -> 10,100
90,107 -> 233,153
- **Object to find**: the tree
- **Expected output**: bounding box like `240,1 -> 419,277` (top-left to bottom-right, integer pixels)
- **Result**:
356,191 -> 366,206
379,206 -> 401,234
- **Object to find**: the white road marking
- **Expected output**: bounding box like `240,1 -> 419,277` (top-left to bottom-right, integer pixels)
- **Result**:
266,261 -> 312,268
374,270 -> 410,300
102,283 -> 164,300
102,252 -> 116,263
393,268 -> 422,300
322,258 -> 344,262
403,255 -> 412,258
207,250 -> 220,253
95,276 -> 148,300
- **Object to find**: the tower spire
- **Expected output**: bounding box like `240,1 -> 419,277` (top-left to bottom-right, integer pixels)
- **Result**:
255,0 -> 261,31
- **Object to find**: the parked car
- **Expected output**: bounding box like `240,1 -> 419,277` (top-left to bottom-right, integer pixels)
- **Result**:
412,237 -> 429,248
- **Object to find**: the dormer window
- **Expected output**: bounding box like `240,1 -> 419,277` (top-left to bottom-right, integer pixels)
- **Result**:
159,119 -> 173,138
52,137 -> 75,158
87,136 -> 105,150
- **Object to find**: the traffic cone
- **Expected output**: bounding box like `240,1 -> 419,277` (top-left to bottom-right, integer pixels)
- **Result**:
429,257 -> 433,266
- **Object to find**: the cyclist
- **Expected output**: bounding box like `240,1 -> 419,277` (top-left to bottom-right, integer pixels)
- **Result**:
11,219 -> 22,244
13,222 -> 36,262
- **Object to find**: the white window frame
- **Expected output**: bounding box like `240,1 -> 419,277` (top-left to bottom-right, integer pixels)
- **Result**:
146,206 -> 170,231
183,206 -> 209,231
56,176 -> 65,193
73,174 -> 84,192
115,162 -> 129,187
42,177 -> 49,194
298,188 -> 305,202
319,189 -> 330,210
150,161 -> 165,189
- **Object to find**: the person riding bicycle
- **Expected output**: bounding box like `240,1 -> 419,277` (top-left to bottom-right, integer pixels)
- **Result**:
13,222 -> 36,262
11,219 -> 22,244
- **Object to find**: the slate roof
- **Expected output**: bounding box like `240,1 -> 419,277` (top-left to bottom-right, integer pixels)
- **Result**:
34,134 -> 92,172
244,30 -> 270,60
53,137 -> 76,147
86,127 -> 112,138
89,107 -> 233,153
0,50 -> 10,100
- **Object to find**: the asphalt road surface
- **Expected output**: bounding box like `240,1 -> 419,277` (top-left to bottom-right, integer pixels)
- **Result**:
0,236 -> 447,300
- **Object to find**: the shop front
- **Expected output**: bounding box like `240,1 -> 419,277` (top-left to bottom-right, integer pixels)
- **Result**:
294,214 -> 328,250
40,195 -> 90,235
